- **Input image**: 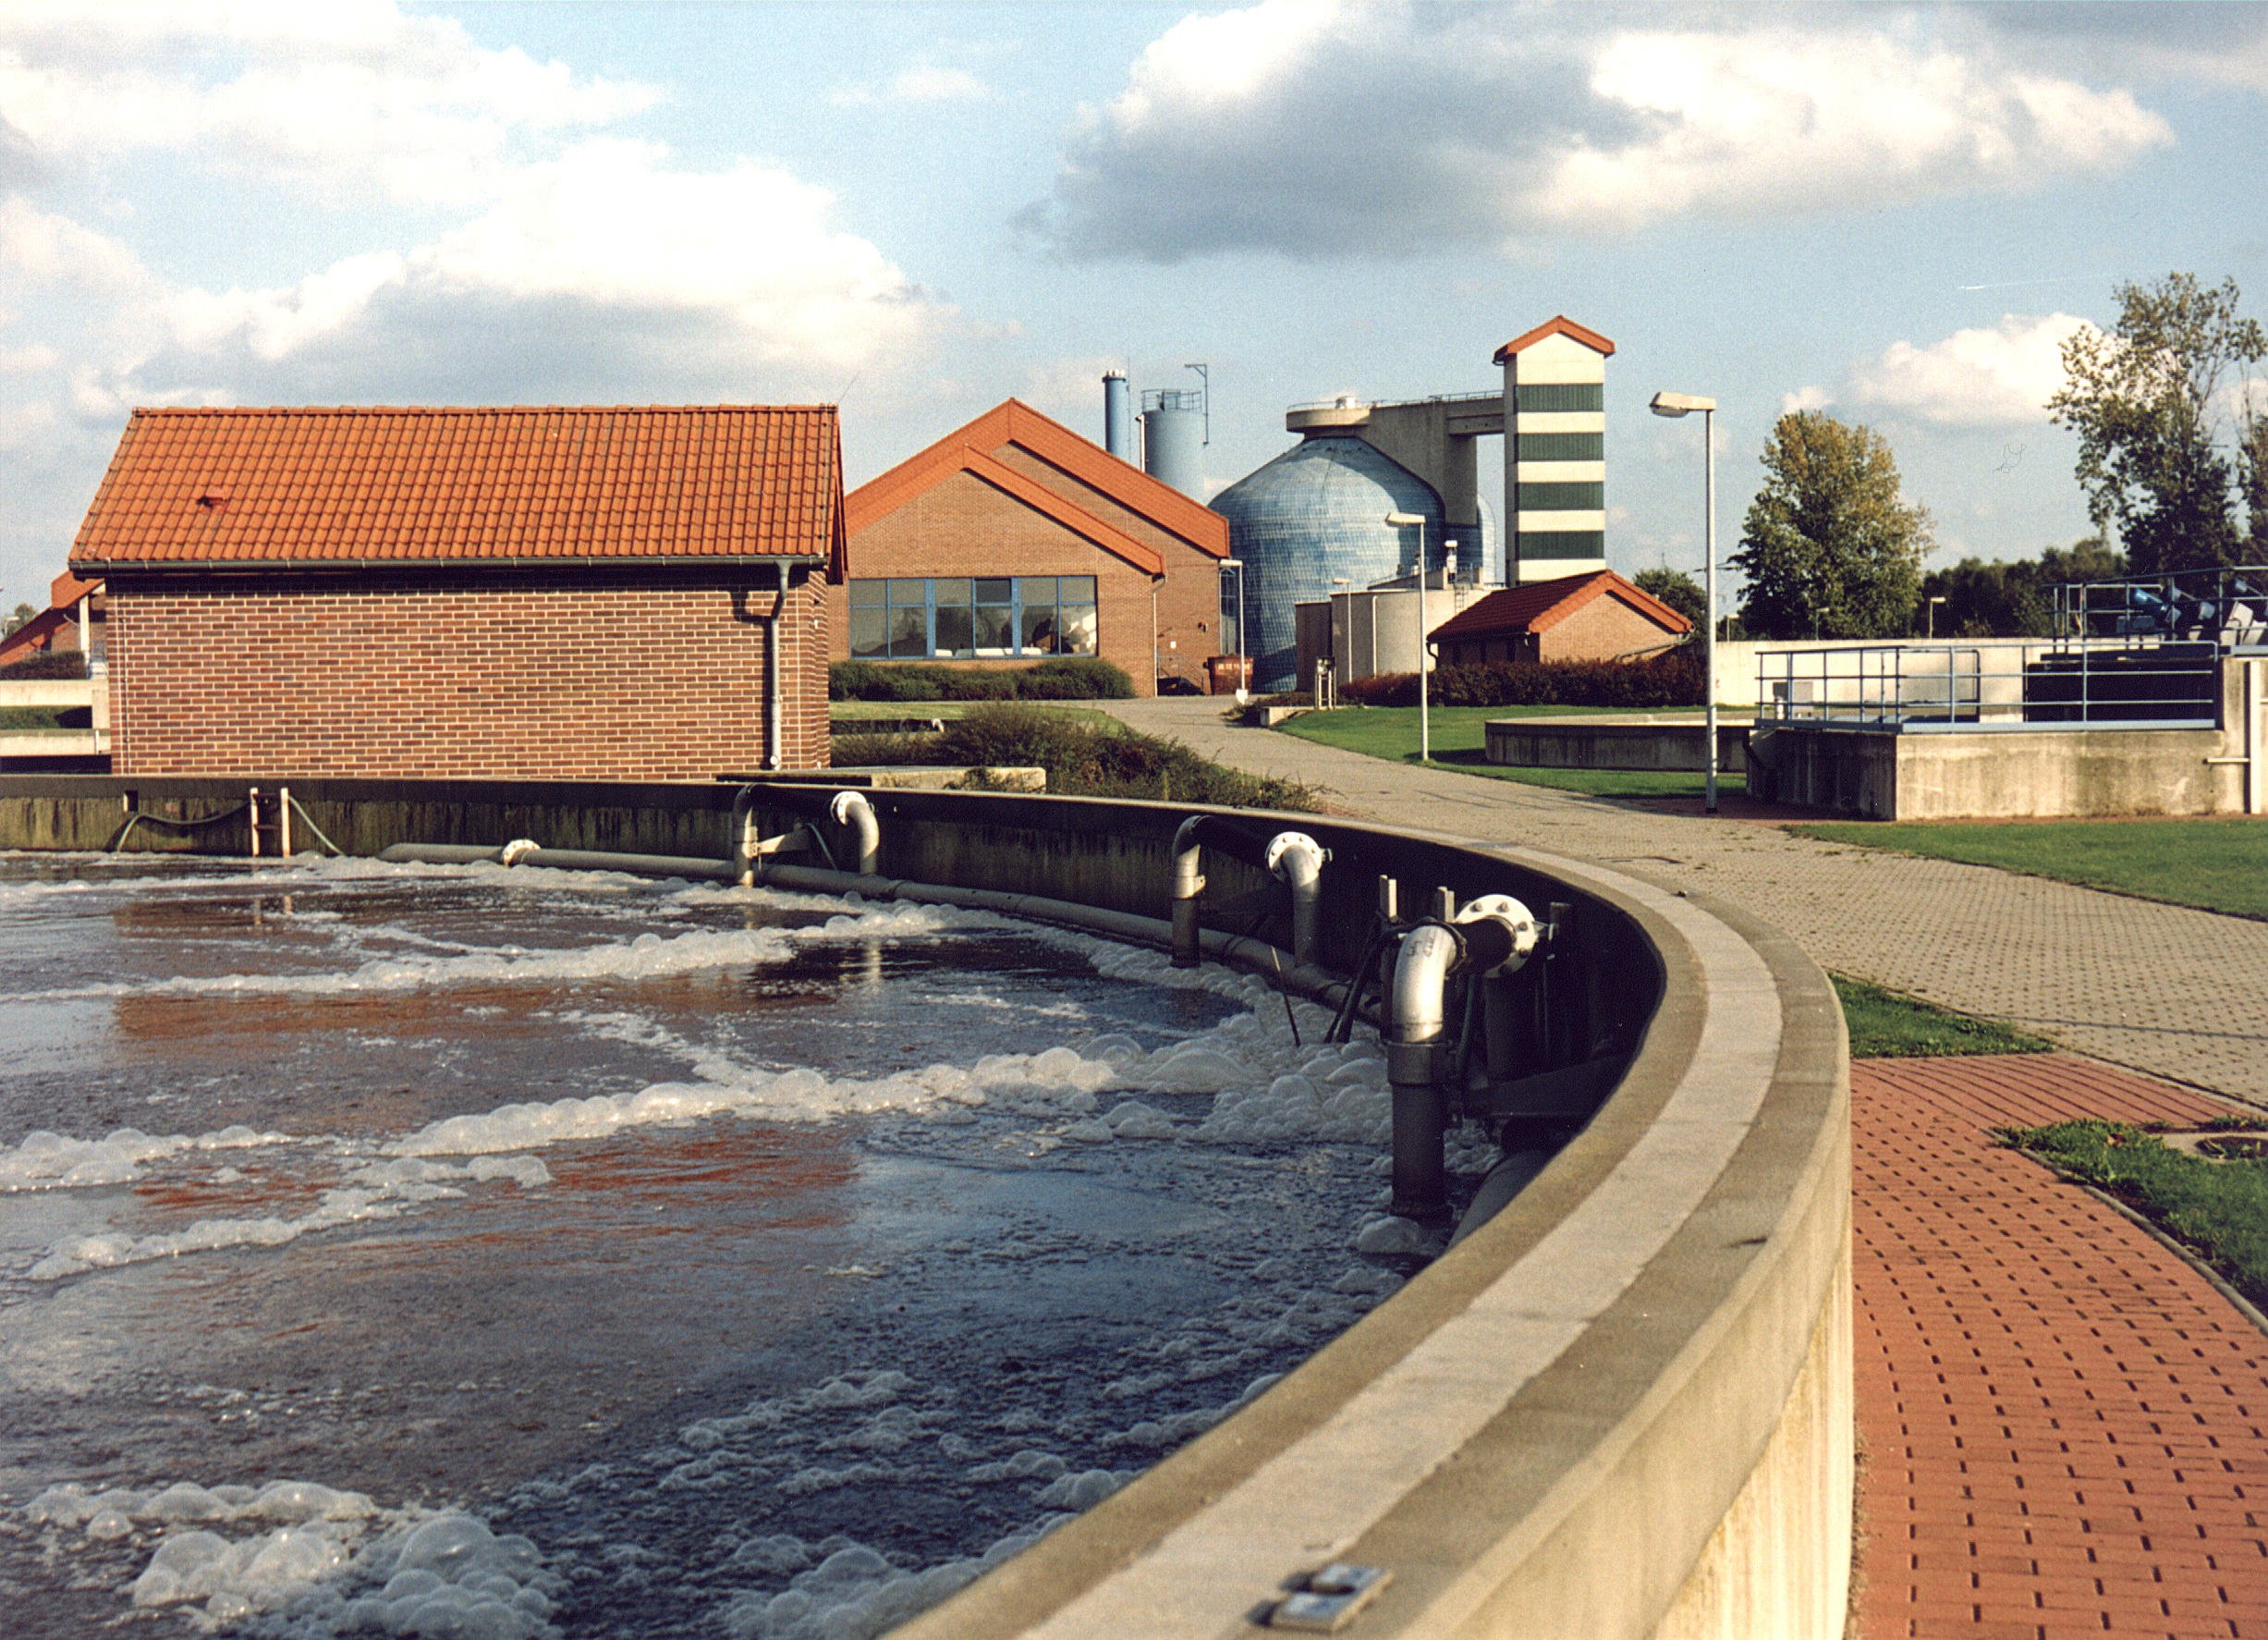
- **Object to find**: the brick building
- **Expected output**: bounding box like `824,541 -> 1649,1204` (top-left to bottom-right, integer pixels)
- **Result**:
1428,569 -> 1690,668
68,405 -> 843,779
839,399 -> 1231,695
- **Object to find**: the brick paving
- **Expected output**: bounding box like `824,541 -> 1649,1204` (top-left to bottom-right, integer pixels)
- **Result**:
1098,698 -> 2268,1106
1851,1055 -> 2268,1639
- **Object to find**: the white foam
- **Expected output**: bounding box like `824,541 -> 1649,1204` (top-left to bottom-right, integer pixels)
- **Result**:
0,1121 -> 287,1193
25,1155 -> 548,1280
719,1523 -> 1060,1640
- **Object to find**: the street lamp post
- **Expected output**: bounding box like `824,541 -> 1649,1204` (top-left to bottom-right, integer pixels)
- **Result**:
1385,512 -> 1431,763
1221,557 -> 1247,702
1926,594 -> 1946,641
1649,392 -> 1719,814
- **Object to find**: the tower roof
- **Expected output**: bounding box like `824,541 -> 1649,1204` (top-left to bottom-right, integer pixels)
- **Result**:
1493,316 -> 1616,364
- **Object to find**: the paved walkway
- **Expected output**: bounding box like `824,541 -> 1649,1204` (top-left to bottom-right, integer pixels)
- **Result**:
1850,1055 -> 2268,1638
1100,698 -> 2268,1106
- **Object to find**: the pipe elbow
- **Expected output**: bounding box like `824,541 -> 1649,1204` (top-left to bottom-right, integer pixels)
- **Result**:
829,790 -> 880,875
1262,830 -> 1326,889
1454,894 -> 1541,976
1170,815 -> 1208,900
1389,922 -> 1461,1047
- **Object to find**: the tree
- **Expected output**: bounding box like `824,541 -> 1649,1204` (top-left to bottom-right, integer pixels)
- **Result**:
1632,566 -> 1705,627
2241,413 -> 2268,561
1917,537 -> 2125,638
2048,273 -> 2266,574
1730,411 -> 1931,639
5,602 -> 38,635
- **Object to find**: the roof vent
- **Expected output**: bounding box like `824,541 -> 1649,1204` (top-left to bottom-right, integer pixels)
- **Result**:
195,491 -> 227,512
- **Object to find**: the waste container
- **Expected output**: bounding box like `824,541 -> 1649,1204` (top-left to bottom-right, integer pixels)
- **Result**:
1204,655 -> 1253,696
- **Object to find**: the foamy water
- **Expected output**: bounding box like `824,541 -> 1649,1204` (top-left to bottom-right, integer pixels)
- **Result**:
0,853 -> 1486,1637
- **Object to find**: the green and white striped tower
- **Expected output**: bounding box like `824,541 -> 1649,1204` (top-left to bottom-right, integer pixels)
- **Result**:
1496,316 -> 1614,585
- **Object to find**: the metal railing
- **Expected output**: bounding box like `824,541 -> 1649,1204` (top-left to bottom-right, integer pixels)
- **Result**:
2051,567 -> 2268,648
1757,640 -> 2219,731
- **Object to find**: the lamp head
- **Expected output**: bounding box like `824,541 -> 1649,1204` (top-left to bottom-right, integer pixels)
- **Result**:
1650,391 -> 1717,418
1384,512 -> 1425,527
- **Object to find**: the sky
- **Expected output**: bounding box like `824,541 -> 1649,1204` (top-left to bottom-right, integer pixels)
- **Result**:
3,0 -> 2266,612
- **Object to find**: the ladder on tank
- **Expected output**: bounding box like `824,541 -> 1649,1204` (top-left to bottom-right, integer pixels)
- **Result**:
247,785 -> 292,858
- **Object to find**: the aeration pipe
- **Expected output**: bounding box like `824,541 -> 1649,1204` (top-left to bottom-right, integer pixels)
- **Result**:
1169,814 -> 1329,968
1384,898 -> 1538,1219
829,790 -> 879,875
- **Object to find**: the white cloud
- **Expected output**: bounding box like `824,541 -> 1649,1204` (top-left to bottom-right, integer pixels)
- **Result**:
830,66 -> 994,108
1026,3 -> 2177,260
0,195 -> 152,291
1847,313 -> 2092,427
1781,386 -> 1832,416
0,1 -> 658,205
0,340 -> 57,372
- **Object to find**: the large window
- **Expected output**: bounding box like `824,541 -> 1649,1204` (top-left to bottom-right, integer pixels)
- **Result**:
849,576 -> 1097,660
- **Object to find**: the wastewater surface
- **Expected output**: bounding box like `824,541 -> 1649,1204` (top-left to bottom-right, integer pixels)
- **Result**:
0,854 -> 1478,1639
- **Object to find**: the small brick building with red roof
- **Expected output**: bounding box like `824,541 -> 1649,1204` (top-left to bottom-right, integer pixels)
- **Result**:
68,405 -> 844,779
839,399 -> 1230,695
1428,569 -> 1690,668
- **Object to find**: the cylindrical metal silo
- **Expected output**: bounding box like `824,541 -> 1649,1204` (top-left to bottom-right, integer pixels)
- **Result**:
1103,373 -> 1132,461
1211,437 -> 1447,691
1141,389 -> 1205,496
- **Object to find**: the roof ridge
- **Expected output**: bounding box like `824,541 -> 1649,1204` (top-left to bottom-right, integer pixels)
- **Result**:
126,404 -> 840,418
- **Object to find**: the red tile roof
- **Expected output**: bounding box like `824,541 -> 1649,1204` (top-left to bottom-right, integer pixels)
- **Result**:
847,398 -> 1229,569
1493,315 -> 1616,363
1429,570 -> 1690,643
68,406 -> 845,573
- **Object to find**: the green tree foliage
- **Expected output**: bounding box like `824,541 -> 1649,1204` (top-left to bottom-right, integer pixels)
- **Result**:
2048,273 -> 2266,574
5,602 -> 37,635
1731,412 -> 1931,639
1632,566 -> 1706,626
1919,537 -> 2126,638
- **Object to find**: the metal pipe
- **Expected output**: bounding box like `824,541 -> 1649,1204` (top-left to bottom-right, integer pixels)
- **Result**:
378,841 -> 735,880
1263,830 -> 1328,967
765,563 -> 787,771
1169,814 -> 1208,967
1385,922 -> 1459,1219
830,789 -> 880,875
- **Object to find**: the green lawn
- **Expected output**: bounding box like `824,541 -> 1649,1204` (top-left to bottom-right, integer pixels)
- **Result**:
2002,1120 -> 2268,1309
1834,974 -> 2051,1059
1278,705 -> 1746,799
1790,817 -> 2268,921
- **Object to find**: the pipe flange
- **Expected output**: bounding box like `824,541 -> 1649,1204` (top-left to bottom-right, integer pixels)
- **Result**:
1263,830 -> 1328,878
1457,893 -> 1540,976
829,790 -> 870,826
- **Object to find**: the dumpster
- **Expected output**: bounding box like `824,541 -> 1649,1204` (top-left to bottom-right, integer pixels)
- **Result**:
1205,654 -> 1253,696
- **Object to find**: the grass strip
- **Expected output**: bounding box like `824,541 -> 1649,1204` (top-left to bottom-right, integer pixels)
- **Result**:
1833,974 -> 2052,1059
1790,817 -> 2268,921
2000,1120 -> 2268,1311
1278,704 -> 1742,799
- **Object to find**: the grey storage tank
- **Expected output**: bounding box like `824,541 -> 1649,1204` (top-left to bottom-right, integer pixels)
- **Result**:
1141,388 -> 1205,496
1211,437 -> 1447,691
1103,372 -> 1132,461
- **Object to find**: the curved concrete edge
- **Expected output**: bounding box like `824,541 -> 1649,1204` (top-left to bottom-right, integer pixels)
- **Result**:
894,846 -> 1850,1640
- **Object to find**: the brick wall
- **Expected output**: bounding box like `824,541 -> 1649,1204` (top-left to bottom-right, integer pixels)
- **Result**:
1540,595 -> 1682,664
105,568 -> 832,779
836,469 -> 1225,696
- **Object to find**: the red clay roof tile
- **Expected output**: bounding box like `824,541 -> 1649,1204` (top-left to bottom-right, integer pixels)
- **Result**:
1429,569 -> 1690,643
68,405 -> 843,570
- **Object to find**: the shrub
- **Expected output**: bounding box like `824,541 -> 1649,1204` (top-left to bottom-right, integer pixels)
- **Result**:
1340,650 -> 1704,710
836,704 -> 1315,810
829,657 -> 1135,703
3,649 -> 90,680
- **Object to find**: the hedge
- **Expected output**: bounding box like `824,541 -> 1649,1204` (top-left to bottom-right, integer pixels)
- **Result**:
1,649 -> 90,680
829,656 -> 1135,703
1341,650 -> 1703,709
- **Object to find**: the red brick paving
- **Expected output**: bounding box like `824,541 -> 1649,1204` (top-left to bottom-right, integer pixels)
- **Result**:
1853,1054 -> 2268,1639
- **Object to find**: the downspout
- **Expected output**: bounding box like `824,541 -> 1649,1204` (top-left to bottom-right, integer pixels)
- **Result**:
1152,577 -> 1161,695
765,563 -> 787,771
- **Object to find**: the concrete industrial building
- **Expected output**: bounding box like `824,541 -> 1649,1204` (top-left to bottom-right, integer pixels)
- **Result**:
1214,318 -> 1615,690
68,405 -> 844,779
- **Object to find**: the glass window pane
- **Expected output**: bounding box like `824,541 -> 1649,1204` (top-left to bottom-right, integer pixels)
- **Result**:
848,580 -> 885,606
848,606 -> 888,658
1016,577 -> 1055,611
887,606 -> 929,658
1060,606 -> 1098,655
975,578 -> 1014,604
972,605 -> 1014,653
1020,600 -> 1060,654
888,578 -> 928,607
1061,576 -> 1096,604
933,579 -> 971,608
933,604 -> 973,655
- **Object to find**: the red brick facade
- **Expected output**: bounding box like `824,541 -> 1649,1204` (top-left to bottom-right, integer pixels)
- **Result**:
105,569 -> 829,779
840,400 -> 1230,696
834,471 -> 1222,695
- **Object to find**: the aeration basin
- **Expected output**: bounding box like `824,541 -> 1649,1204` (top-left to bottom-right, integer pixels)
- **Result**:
0,777 -> 1851,1639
